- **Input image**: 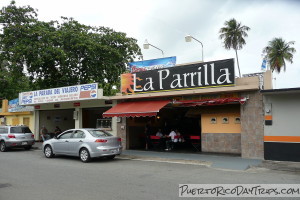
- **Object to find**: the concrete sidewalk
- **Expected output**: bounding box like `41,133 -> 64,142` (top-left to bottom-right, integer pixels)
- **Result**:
33,142 -> 300,172
119,150 -> 262,171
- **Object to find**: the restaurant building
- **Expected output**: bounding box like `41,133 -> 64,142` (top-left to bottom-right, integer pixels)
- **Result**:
103,59 -> 273,159
19,83 -> 118,140
262,87 -> 300,162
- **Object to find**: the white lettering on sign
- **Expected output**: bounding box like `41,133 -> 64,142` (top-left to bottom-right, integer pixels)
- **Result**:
133,62 -> 232,92
158,69 -> 170,90
19,83 -> 98,105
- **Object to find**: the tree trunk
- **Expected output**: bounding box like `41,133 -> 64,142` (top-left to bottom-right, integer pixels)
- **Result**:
235,49 -> 241,78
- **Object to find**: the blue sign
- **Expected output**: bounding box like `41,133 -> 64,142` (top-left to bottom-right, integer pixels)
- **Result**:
261,59 -> 267,71
8,98 -> 33,112
129,57 -> 176,72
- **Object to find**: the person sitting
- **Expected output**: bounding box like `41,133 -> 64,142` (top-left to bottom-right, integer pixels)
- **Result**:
156,129 -> 163,137
54,126 -> 62,136
165,129 -> 176,151
40,126 -> 50,141
174,129 -> 184,143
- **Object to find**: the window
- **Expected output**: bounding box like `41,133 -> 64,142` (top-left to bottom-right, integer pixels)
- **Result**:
88,130 -> 112,137
12,118 -> 20,125
222,117 -> 229,124
73,130 -> 86,139
10,126 -> 32,133
23,117 -> 30,127
0,127 -> 8,134
235,117 -> 241,124
59,131 -> 73,139
96,118 -> 112,129
210,117 -> 217,124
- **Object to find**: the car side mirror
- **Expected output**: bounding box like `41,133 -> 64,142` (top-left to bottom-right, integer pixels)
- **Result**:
54,136 -> 58,139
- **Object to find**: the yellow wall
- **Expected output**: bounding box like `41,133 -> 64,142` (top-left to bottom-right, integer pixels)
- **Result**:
1,100 -> 35,135
2,99 -> 8,112
6,114 -> 35,134
202,113 -> 241,133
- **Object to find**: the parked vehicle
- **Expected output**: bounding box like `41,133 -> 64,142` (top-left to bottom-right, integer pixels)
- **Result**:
43,128 -> 122,162
0,125 -> 35,152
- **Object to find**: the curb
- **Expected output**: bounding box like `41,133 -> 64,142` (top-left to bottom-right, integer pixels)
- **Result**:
257,160 -> 300,173
118,154 -> 212,167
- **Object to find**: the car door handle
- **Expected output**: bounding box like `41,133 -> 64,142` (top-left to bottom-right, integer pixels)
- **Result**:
65,140 -> 69,142
79,140 -> 83,142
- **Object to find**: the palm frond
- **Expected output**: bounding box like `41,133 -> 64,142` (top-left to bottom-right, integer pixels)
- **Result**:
263,37 -> 296,73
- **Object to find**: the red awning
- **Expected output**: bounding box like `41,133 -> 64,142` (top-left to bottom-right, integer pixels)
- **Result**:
103,100 -> 170,118
173,97 -> 247,107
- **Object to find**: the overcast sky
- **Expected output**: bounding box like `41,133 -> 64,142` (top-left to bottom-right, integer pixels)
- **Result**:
1,0 -> 299,89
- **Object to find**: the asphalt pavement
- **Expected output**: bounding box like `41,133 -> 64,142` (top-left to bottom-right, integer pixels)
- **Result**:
33,142 -> 300,172
1,148 -> 300,200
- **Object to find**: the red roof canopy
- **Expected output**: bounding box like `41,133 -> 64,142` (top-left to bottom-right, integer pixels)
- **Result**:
173,97 -> 247,106
103,100 -> 170,118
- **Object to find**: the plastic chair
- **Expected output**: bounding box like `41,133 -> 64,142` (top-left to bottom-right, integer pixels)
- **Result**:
150,135 -> 161,150
171,135 -> 183,149
174,135 -> 184,143
190,135 -> 201,151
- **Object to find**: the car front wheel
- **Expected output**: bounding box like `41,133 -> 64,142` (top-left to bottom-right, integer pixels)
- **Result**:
80,148 -> 91,163
0,141 -> 7,152
44,145 -> 54,158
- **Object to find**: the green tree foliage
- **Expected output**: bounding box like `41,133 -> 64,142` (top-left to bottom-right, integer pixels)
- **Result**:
263,38 -> 296,73
219,18 -> 250,77
0,0 -> 32,100
0,60 -> 31,100
0,1 -> 142,96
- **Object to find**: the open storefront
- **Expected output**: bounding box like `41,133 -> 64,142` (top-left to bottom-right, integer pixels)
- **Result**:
19,83 -> 118,140
104,59 -> 273,159
38,109 -> 75,137
104,96 -> 245,153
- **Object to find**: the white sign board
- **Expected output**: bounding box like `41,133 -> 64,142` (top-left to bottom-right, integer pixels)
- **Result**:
19,83 -> 98,105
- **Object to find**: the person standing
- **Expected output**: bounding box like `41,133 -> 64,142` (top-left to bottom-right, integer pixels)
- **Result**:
145,121 -> 152,150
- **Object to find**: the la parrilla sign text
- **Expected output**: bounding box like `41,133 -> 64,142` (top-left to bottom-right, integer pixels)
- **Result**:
121,59 -> 235,95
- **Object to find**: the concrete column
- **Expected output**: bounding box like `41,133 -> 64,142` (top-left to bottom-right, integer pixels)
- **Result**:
74,108 -> 82,129
117,117 -> 127,150
110,117 -> 117,136
34,110 -> 40,141
263,70 -> 273,90
240,91 -> 264,159
1,99 -> 8,112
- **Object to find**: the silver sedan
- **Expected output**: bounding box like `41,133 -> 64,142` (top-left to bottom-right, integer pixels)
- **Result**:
43,129 -> 122,162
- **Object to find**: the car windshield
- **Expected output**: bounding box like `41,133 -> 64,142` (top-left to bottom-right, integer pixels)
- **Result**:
10,127 -> 32,134
88,130 -> 112,137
